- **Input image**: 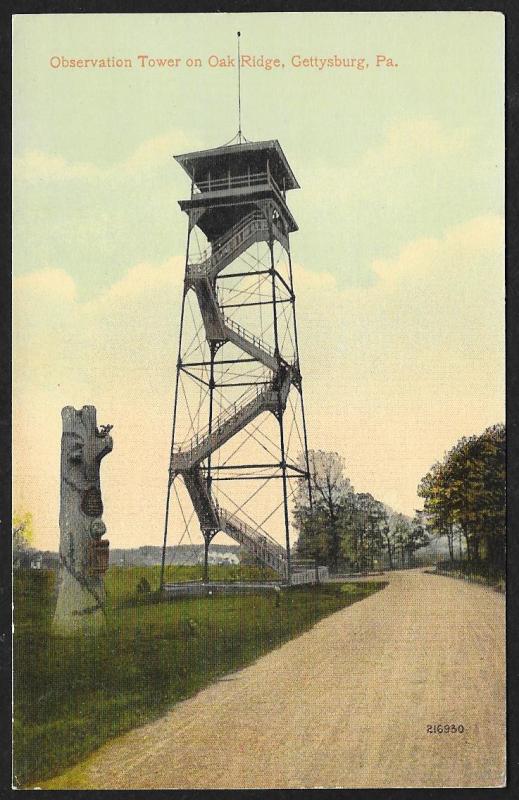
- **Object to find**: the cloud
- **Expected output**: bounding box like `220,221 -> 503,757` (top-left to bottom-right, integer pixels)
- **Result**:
290,116 -> 489,295
14,267 -> 78,301
291,261 -> 337,292
301,117 -> 470,202
361,117 -> 469,171
13,129 -> 196,183
298,213 -> 504,374
121,132 -> 193,175
88,256 -> 184,305
13,151 -> 102,182
14,256 -> 184,312
371,214 -> 503,283
12,255 -> 184,399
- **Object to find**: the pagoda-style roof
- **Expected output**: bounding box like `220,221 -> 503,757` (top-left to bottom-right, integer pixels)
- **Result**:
174,139 -> 300,193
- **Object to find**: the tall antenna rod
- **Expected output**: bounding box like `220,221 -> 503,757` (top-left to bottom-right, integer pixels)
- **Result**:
237,31 -> 242,143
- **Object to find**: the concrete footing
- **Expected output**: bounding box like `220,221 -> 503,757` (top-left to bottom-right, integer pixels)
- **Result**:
163,581 -> 283,598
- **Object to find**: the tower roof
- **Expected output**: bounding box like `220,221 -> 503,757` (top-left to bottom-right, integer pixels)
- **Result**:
174,139 -> 300,191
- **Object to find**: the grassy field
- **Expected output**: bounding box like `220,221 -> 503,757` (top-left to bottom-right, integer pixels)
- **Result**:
13,566 -> 386,787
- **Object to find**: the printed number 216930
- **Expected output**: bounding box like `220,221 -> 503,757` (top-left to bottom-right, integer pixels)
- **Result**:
427,724 -> 465,734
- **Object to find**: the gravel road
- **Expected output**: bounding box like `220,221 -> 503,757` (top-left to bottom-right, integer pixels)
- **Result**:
41,569 -> 505,789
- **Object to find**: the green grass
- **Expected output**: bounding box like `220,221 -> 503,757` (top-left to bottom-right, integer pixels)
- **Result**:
104,563 -> 280,607
435,559 -> 505,591
13,567 -> 386,787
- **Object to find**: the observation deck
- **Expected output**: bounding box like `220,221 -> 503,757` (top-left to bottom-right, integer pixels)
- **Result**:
174,139 -> 299,241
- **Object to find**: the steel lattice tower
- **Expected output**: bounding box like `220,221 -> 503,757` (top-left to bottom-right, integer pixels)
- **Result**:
160,139 -> 313,586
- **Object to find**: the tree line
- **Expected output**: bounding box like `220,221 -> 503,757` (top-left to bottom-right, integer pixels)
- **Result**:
294,450 -> 429,573
418,423 -> 505,574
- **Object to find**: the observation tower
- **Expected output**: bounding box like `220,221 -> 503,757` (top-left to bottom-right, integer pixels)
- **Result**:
160,136 -> 314,586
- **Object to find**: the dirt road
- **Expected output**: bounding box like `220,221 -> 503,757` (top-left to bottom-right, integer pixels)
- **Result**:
42,570 -> 506,789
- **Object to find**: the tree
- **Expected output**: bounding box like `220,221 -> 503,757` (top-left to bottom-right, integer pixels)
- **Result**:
418,461 -> 456,560
476,424 -> 506,567
418,424 -> 505,571
294,450 -> 354,571
363,496 -> 386,570
407,512 -> 431,563
294,508 -> 329,563
382,510 -> 406,569
347,493 -> 386,572
379,509 -> 430,570
380,521 -> 395,569
13,511 -> 33,551
391,513 -> 413,567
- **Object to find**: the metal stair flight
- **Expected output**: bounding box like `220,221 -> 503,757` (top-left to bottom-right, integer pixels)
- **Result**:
180,466 -> 288,577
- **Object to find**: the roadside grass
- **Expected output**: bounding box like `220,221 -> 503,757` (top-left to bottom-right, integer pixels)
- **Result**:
105,563 -> 280,606
433,560 -> 505,592
14,567 -> 386,787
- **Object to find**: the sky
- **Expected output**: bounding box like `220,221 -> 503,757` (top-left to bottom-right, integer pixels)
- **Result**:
12,12 -> 504,551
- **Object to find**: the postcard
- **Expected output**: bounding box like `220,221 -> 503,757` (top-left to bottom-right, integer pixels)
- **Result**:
12,11 -> 505,789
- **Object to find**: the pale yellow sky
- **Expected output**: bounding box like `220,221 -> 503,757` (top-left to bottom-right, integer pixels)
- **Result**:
12,13 -> 504,551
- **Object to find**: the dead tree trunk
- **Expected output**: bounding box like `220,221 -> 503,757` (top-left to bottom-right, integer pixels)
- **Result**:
53,406 -> 113,635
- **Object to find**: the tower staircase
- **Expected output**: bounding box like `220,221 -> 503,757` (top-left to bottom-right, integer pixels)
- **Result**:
170,211 -> 294,576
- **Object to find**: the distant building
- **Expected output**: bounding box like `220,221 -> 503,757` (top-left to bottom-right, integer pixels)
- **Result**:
207,551 -> 240,565
13,550 -> 59,570
13,551 -> 34,569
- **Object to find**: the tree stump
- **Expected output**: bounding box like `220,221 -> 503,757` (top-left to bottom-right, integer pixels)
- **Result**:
53,406 -> 113,634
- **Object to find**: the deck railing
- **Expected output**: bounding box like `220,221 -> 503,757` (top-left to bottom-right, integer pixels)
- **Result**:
193,170 -> 283,197
172,383 -> 269,455
225,316 -> 275,358
219,507 -> 287,556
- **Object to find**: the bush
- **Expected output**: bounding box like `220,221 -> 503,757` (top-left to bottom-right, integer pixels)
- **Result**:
136,577 -> 151,595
